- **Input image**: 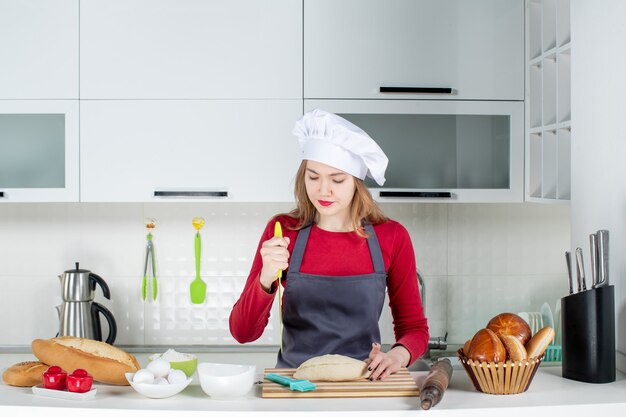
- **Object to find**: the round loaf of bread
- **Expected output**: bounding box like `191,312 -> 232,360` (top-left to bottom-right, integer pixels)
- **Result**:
31,336 -> 140,385
468,328 -> 507,363
500,334 -> 528,361
293,354 -> 369,382
487,312 -> 532,345
525,327 -> 555,359
462,339 -> 472,356
2,361 -> 48,387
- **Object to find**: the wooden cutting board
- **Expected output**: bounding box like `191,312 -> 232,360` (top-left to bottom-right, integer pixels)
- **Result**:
261,368 -> 420,398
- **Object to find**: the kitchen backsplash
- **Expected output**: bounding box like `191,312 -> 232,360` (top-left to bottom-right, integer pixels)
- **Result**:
0,202 -> 570,347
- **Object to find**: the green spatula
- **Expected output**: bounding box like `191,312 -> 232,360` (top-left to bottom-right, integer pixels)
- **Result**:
190,217 -> 206,304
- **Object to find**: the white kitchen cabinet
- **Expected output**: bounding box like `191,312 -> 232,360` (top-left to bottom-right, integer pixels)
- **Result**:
0,0 -> 78,99
305,100 -> 524,203
80,0 -> 301,99
0,100 -> 79,202
80,100 -> 302,202
304,0 -> 524,101
526,0 -> 571,202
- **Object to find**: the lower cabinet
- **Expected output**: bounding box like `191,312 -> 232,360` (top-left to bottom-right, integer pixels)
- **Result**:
80,100 -> 303,202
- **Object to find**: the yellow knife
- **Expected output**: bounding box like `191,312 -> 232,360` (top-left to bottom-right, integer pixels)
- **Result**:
274,220 -> 283,352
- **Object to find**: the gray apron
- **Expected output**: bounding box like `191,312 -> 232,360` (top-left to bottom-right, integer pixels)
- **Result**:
276,223 -> 387,368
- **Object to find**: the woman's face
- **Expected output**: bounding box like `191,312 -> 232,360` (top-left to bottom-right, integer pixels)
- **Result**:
304,160 -> 356,219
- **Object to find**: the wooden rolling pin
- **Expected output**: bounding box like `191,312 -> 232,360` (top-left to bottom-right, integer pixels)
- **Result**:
420,359 -> 453,410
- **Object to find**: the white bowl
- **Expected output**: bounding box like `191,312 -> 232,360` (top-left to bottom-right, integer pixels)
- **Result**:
197,363 -> 256,400
125,372 -> 192,399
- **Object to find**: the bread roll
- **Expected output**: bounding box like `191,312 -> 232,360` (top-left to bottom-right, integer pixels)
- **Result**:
462,339 -> 472,356
467,328 -> 507,363
2,361 -> 48,387
31,336 -> 140,385
525,327 -> 555,359
293,354 -> 369,382
500,334 -> 528,361
487,312 -> 532,345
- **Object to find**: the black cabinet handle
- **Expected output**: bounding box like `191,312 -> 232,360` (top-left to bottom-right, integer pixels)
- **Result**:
379,87 -> 453,94
0,191 -> 4,198
154,190 -> 228,198
379,191 -> 452,198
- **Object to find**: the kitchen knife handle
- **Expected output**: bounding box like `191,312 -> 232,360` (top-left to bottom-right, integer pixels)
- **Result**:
589,234 -> 599,288
565,251 -> 573,294
379,87 -> 453,94
597,230 -> 609,287
575,247 -> 586,291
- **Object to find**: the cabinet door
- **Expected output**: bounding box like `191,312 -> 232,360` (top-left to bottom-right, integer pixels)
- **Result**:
80,100 -> 302,202
0,100 -> 79,202
305,100 -> 524,203
0,0 -> 78,99
304,0 -> 524,101
80,0 -> 302,99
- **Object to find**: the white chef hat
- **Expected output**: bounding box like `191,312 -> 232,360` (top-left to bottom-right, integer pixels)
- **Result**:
292,109 -> 388,186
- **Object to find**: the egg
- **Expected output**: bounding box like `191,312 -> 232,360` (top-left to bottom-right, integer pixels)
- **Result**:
154,377 -> 170,385
147,359 -> 171,378
167,369 -> 187,385
133,369 -> 155,384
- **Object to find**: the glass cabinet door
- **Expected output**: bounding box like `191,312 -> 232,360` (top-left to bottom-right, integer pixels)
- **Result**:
304,100 -> 524,202
0,101 -> 78,202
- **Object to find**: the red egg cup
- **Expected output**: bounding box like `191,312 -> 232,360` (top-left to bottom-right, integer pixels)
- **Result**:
66,369 -> 94,393
42,366 -> 67,390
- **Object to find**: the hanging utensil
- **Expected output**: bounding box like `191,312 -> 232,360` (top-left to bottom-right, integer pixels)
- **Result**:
596,230 -> 609,287
575,247 -> 587,292
565,251 -> 573,294
190,217 -> 206,304
274,220 -> 284,352
142,218 -> 157,301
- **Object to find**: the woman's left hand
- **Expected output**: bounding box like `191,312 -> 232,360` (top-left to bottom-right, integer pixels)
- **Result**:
365,343 -> 410,381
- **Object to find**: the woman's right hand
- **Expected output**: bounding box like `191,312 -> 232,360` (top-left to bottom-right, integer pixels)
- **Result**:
259,236 -> 290,292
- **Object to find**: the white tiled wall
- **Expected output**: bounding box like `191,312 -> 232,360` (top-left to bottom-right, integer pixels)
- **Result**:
0,202 -> 570,347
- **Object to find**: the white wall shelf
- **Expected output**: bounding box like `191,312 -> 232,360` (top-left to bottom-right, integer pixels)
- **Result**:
525,0 -> 571,203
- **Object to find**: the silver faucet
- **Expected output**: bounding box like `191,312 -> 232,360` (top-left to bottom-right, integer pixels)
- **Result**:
418,270 -> 448,352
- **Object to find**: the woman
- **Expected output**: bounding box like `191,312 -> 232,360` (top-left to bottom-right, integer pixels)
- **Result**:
229,109 -> 429,381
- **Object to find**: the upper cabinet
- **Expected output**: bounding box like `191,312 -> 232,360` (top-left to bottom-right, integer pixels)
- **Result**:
0,100 -> 79,202
80,0 -> 302,99
526,0 -> 571,203
0,0 -> 78,99
80,100 -> 302,202
304,0 -> 524,101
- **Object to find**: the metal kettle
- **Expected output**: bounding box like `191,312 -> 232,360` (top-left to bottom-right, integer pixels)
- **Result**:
56,262 -> 117,344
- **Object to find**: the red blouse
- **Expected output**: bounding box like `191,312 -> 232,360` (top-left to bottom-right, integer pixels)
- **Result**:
229,214 -> 429,364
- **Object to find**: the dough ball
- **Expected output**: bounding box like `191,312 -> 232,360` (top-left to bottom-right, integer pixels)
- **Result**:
293,354 -> 369,382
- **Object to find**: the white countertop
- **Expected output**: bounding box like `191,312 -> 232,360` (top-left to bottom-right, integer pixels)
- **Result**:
2,353 -> 626,417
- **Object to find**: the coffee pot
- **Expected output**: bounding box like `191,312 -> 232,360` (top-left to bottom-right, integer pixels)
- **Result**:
56,262 -> 117,344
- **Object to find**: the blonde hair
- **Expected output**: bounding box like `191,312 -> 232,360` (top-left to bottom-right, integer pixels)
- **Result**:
282,161 -> 388,238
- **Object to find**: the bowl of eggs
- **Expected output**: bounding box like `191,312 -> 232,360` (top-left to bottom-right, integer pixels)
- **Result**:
126,358 -> 192,399
149,349 -> 198,377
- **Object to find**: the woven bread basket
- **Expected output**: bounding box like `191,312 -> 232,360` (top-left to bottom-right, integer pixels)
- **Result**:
457,349 -> 544,395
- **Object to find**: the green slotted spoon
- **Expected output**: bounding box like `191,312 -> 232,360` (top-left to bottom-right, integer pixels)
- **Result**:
190,217 -> 206,304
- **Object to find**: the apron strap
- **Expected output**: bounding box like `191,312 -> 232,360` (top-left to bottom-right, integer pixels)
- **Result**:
288,224 -> 312,273
363,223 -> 386,274
289,223 -> 386,274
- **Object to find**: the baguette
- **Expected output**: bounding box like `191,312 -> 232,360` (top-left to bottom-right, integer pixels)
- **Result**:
31,336 -> 140,385
2,361 -> 48,387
